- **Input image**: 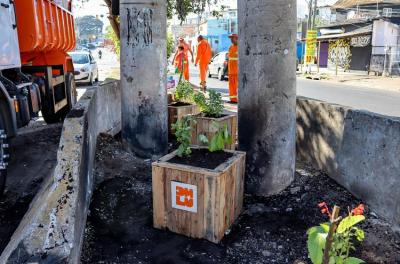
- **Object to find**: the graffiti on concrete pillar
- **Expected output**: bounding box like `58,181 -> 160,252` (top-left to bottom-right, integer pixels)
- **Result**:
126,7 -> 153,47
329,39 -> 352,70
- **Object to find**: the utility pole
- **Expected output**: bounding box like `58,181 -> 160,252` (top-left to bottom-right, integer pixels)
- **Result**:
307,0 -> 313,29
238,0 -> 297,196
120,0 -> 168,159
312,0 -> 318,29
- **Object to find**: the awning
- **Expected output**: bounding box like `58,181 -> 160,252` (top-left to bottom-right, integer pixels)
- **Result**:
332,0 -> 400,9
317,25 -> 372,40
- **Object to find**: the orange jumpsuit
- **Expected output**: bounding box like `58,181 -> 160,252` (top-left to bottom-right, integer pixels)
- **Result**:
196,39 -> 212,86
175,50 -> 188,80
228,44 -> 238,103
173,43 -> 192,80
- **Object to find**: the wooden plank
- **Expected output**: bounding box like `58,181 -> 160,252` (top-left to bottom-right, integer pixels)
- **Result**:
168,104 -> 200,136
152,165 -> 166,228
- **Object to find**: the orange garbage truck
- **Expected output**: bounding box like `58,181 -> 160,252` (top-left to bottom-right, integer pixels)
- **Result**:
0,0 -> 76,194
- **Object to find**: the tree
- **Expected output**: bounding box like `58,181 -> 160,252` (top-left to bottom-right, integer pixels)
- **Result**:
75,15 -> 104,42
105,25 -> 120,55
103,0 -> 219,40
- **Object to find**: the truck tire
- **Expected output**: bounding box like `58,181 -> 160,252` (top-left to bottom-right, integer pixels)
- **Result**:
58,73 -> 77,119
36,77 -> 62,124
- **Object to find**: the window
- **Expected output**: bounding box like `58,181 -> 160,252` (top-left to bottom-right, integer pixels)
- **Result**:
70,53 -> 89,64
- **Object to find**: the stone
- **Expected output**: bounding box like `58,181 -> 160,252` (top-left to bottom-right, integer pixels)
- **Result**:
290,187 -> 301,194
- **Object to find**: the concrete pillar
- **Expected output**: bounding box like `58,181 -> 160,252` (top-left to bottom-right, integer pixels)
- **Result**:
120,0 -> 168,158
238,1 -> 297,196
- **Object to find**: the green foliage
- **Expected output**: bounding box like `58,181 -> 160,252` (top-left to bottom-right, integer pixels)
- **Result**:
193,90 -> 224,117
167,0 -> 220,21
174,81 -> 194,102
106,25 -> 120,55
172,116 -> 195,157
198,122 -> 232,152
307,215 -> 365,264
167,32 -> 175,59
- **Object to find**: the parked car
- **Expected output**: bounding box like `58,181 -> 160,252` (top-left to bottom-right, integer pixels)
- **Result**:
69,51 -> 99,85
208,51 -> 228,81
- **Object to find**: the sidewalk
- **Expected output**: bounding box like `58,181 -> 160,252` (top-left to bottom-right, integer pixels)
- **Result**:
298,66 -> 400,93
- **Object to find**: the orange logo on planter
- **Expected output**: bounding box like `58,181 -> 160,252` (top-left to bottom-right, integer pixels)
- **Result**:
171,181 -> 197,213
176,186 -> 194,207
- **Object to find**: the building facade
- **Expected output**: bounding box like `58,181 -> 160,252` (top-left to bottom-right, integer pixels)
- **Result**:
314,0 -> 400,75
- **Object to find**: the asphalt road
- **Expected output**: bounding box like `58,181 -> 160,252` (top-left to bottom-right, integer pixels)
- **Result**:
186,65 -> 400,117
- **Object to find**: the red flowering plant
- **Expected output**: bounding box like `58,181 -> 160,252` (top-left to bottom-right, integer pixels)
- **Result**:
307,202 -> 366,264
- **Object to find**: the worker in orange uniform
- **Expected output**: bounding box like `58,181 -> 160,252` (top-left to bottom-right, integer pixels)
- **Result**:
195,35 -> 212,91
172,37 -> 194,81
174,45 -> 189,81
228,34 -> 239,103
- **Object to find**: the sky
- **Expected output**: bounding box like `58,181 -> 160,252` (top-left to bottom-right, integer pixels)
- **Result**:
73,0 -> 338,28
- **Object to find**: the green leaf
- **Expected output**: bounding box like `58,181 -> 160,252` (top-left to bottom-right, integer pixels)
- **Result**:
337,216 -> 365,233
198,134 -> 209,144
320,223 -> 330,233
344,257 -> 365,264
354,228 -> 365,241
307,230 -> 327,264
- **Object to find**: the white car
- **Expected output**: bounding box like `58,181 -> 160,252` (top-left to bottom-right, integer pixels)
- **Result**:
208,51 -> 229,81
69,51 -> 99,85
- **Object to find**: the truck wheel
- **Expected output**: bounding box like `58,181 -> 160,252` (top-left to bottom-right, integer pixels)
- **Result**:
38,78 -> 62,124
58,73 -> 77,120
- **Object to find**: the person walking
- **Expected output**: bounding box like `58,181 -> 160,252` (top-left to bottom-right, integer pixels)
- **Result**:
172,37 -> 194,81
174,45 -> 189,82
195,35 -> 212,91
228,34 -> 238,103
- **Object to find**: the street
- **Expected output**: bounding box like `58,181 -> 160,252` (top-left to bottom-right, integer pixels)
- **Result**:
186,64 -> 400,117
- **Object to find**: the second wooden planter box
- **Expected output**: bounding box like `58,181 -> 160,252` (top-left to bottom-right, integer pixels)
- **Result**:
191,114 -> 237,150
168,103 -> 199,136
152,147 -> 246,243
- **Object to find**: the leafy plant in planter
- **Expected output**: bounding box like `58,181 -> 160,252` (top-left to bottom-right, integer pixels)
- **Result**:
174,80 -> 194,103
168,81 -> 199,136
171,115 -> 194,157
307,203 -> 366,264
191,90 -> 236,150
153,114 -> 246,243
193,90 -> 224,117
199,123 -> 232,152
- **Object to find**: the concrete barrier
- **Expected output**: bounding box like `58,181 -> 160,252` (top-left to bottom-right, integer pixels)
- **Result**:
0,80 -> 121,263
297,97 -> 400,232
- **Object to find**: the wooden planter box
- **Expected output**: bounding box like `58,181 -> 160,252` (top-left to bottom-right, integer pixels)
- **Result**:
191,114 -> 237,150
168,103 -> 199,136
152,148 -> 246,243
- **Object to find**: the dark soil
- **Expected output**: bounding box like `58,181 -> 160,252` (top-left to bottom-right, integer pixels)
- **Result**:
0,124 -> 62,253
170,102 -> 192,107
169,149 -> 233,170
81,134 -> 400,264
198,113 -> 228,119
